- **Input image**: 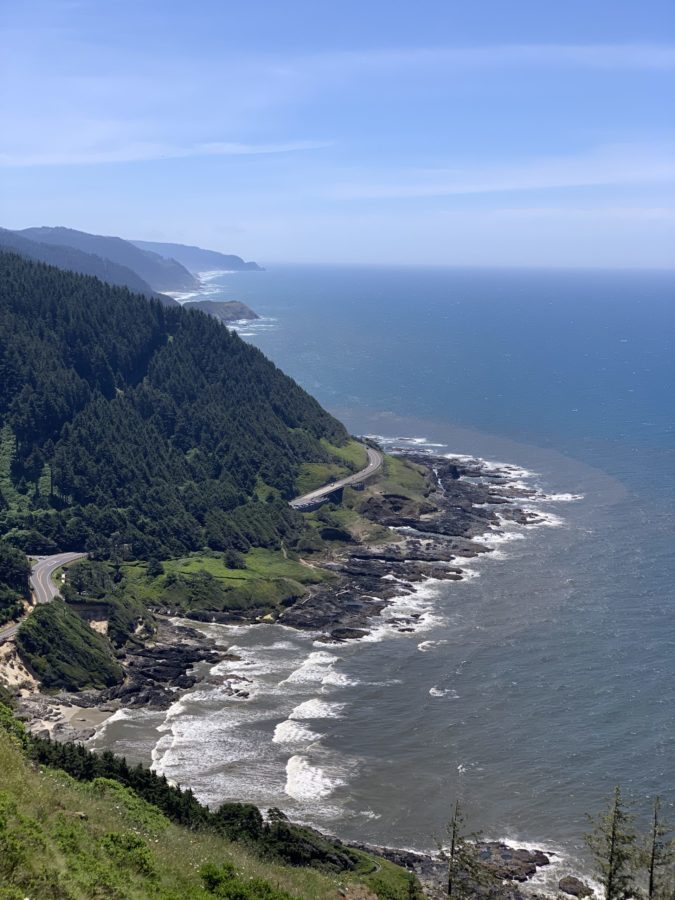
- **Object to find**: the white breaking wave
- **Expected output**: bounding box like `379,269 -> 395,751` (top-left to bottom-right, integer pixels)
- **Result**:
429,686 -> 460,698
278,650 -> 358,688
289,698 -> 345,719
272,720 -> 322,744
475,528 -> 526,547
88,707 -> 138,744
417,639 -> 449,652
363,433 -> 446,449
522,508 -> 565,528
358,582 -> 447,644
285,755 -> 344,800
279,651 -> 339,686
321,670 -> 358,686
491,836 -> 602,899
444,453 -> 535,481
196,269 -> 233,281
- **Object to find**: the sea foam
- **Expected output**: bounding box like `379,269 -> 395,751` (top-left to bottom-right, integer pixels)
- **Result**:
289,698 -> 345,719
272,720 -> 321,744
284,755 -> 343,800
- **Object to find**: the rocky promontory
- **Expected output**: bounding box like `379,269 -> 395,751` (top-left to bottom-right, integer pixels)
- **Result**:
278,451 -> 544,643
186,298 -> 259,322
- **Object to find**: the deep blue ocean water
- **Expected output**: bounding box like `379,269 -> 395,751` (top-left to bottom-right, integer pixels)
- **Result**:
93,265 -> 674,889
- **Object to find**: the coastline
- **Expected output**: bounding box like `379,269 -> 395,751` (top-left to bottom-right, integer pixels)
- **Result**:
6,443 -> 570,747
2,444 -> 594,897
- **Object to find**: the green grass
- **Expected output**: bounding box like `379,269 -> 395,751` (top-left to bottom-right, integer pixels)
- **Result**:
321,438 -> 369,469
305,502 -> 393,546
166,548 -> 327,584
295,462 -> 350,496
295,439 -> 368,495
123,548 -> 331,588
296,452 -> 432,548
119,549 -> 335,618
376,455 -> 430,499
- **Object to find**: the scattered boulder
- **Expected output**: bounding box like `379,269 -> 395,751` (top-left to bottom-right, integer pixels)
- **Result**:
558,875 -> 593,897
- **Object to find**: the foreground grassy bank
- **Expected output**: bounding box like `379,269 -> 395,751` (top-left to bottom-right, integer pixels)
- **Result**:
0,705 -> 421,899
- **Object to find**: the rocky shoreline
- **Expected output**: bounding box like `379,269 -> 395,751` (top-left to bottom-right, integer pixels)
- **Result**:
349,839 -> 592,899
13,449 -> 551,767
15,619 -> 226,743
149,451 -> 546,647
275,451 -> 547,643
6,451 -> 593,897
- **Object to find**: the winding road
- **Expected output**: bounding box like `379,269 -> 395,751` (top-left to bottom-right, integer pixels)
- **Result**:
290,445 -> 384,510
0,551 -> 86,644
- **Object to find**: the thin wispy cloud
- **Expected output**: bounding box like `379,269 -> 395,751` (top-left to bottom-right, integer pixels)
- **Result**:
0,140 -> 331,168
310,43 -> 675,73
327,145 -> 675,200
2,0 -> 673,266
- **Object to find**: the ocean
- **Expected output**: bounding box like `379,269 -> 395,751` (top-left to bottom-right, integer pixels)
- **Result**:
90,264 -> 675,890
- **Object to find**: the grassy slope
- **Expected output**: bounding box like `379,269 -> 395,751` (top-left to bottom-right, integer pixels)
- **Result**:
367,455 -> 430,500
295,439 -> 369,495
121,548 -> 335,617
302,454 -> 432,547
0,724 -> 416,899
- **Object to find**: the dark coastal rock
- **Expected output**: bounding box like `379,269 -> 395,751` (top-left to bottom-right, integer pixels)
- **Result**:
321,627 -> 369,642
348,840 -> 551,900
348,842 -> 449,899
499,507 -> 541,526
280,586 -> 387,632
559,875 -> 593,897
100,622 -> 221,710
275,451 -> 540,641
475,842 -> 550,882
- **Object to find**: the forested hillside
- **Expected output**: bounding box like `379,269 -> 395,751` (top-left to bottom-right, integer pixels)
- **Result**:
0,253 -> 349,559
0,543 -> 30,625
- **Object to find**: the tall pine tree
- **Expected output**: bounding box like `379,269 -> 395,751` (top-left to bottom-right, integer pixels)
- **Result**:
586,786 -> 637,900
644,796 -> 673,899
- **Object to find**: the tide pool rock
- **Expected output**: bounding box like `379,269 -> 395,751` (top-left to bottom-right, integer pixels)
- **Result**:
559,875 -> 593,897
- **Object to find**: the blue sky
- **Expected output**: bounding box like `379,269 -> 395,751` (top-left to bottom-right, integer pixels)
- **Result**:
1,0 -> 674,266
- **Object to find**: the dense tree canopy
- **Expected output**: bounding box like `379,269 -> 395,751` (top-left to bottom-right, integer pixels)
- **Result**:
0,252 -> 348,557
0,541 -> 30,624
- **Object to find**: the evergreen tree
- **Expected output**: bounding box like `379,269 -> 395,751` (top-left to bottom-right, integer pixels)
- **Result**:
439,799 -> 486,898
586,786 -> 638,900
643,796 -> 674,899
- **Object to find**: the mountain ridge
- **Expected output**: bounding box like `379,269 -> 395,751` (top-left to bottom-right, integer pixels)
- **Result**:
0,228 -> 176,304
132,239 -> 263,273
18,226 -> 198,293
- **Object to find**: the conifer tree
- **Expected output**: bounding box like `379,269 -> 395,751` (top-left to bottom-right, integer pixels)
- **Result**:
440,799 -> 486,898
585,786 -> 637,900
644,796 -> 674,899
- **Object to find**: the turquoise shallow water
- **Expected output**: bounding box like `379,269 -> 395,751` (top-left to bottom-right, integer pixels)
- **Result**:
92,265 -> 674,886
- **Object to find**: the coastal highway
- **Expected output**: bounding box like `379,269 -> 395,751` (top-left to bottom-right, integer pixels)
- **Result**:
0,552 -> 86,644
290,446 -> 384,509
